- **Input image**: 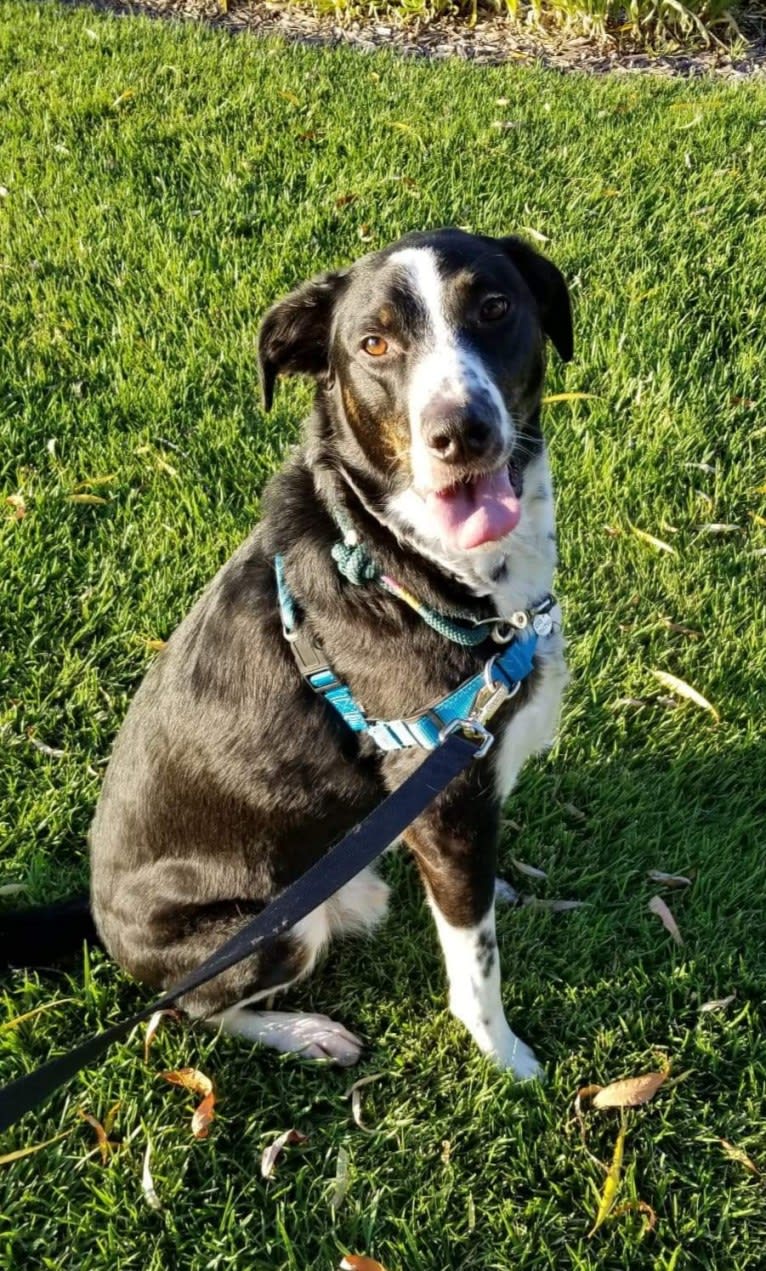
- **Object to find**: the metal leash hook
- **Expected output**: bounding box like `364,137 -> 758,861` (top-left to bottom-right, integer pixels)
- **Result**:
438,653 -> 521,759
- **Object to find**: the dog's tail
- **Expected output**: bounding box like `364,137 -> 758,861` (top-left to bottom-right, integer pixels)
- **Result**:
0,896 -> 101,969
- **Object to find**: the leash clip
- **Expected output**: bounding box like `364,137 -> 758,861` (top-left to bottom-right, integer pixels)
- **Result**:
438,716 -> 494,759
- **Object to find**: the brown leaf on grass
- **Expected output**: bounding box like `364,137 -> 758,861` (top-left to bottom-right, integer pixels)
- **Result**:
143,1009 -> 181,1063
0,1130 -> 71,1166
0,997 -> 75,1034
510,857 -> 547,880
647,870 -> 692,888
629,523 -> 676,555
192,1092 -> 216,1140
6,493 -> 26,520
346,1073 -> 386,1131
648,894 -> 683,945
592,1069 -> 669,1110
161,1068 -> 216,1138
68,493 -> 108,505
603,524 -> 622,537
340,1257 -> 388,1271
588,1116 -> 627,1236
335,193 -> 357,208
611,1199 -> 658,1231
260,1129 -> 308,1180
142,1139 -> 162,1210
522,897 -> 585,912
720,1139 -> 760,1176
0,882 -> 28,898
78,1109 -> 115,1165
700,522 -> 740,534
330,1146 -> 351,1214
651,671 -> 719,721
700,993 -> 736,1013
661,617 -> 701,638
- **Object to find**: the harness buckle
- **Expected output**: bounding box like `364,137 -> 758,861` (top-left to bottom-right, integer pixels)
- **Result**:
438,717 -> 494,759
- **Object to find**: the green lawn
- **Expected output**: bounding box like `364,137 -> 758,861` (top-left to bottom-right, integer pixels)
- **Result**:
1,2 -> 765,1267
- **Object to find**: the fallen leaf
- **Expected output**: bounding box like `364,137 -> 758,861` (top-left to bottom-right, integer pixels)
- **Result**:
277,88 -> 300,105
542,392 -> 597,404
603,525 -> 622,537
592,1069 -> 669,1109
0,998 -> 74,1034
68,494 -> 108,506
684,461 -> 716,473
260,1129 -> 308,1180
27,735 -> 66,758
647,870 -> 692,888
0,883 -> 27,898
563,802 -> 586,821
0,1130 -> 71,1166
648,894 -> 683,945
71,475 -> 116,491
346,1073 -> 386,1131
78,1109 -> 114,1165
331,1146 -> 351,1214
494,878 -> 520,905
613,697 -> 649,708
661,617 -> 701,638
340,1258 -> 388,1271
111,89 -> 135,108
357,224 -> 374,243
629,523 -> 676,555
142,1139 -> 162,1210
192,1092 -> 216,1139
700,523 -> 740,534
700,993 -> 736,1013
589,1116 -> 627,1236
522,897 -> 585,912
6,493 -> 26,520
611,1199 -> 657,1231
510,857 -> 547,879
730,397 -> 757,408
520,226 -> 550,243
752,513 -> 766,528
335,193 -> 357,208
143,1009 -> 180,1063
388,121 -> 425,149
651,670 -> 719,721
103,1101 -> 121,1137
144,638 -> 167,653
720,1138 -> 760,1176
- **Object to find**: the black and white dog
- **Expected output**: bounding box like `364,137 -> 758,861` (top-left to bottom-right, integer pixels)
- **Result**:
4,229 -> 572,1079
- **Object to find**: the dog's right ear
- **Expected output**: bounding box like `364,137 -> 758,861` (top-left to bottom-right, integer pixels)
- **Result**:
258,269 -> 350,411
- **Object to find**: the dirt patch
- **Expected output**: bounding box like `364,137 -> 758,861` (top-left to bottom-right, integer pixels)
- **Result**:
64,0 -> 766,77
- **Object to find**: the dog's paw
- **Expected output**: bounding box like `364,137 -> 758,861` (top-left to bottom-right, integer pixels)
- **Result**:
493,1031 -> 545,1082
282,1012 -> 364,1067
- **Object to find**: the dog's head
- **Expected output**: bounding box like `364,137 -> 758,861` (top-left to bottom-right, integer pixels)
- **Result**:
259,228 -> 572,553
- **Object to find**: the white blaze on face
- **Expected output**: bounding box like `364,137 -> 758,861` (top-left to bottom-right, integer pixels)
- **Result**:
389,247 -> 512,492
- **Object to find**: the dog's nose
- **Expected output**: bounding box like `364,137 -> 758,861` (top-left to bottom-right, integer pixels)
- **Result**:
422,396 -> 493,465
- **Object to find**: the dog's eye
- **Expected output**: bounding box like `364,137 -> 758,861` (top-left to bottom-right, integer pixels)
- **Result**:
362,335 -> 389,357
479,296 -> 510,323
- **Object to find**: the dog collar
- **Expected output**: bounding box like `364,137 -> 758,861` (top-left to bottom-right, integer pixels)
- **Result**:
274,553 -> 556,753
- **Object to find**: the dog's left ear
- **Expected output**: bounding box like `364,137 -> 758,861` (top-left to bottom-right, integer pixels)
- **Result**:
498,236 -> 574,363
258,269 -> 350,411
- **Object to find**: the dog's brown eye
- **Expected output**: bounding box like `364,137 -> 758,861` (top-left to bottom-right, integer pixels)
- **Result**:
362,335 -> 389,357
480,296 -> 510,322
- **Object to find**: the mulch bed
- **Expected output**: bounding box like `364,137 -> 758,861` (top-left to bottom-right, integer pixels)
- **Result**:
64,0 -> 766,76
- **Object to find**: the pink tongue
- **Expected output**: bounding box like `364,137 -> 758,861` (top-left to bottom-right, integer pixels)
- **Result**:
425,468 -> 521,551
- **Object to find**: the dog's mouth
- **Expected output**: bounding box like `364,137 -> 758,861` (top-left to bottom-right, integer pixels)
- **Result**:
423,463 -> 523,551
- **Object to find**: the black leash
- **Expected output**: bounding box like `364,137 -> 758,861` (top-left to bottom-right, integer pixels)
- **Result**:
0,731 -> 478,1136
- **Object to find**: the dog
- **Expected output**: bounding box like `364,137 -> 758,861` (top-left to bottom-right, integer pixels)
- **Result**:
2,228 -> 572,1079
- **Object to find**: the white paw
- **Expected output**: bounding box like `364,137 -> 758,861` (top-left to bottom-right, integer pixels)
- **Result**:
492,1030 -> 545,1081
494,877 -> 520,906
262,1011 -> 363,1067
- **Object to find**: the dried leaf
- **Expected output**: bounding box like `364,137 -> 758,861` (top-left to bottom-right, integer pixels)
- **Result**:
0,1130 -> 71,1166
603,524 -> 622,537
520,226 -> 550,243
144,638 -> 167,653
629,523 -> 676,555
700,523 -> 740,534
68,494 -> 108,506
6,493 -> 26,520
611,1199 -> 657,1231
647,870 -> 692,888
588,1117 -> 627,1236
340,1258 -> 388,1271
28,735 -> 66,758
592,1069 -> 669,1109
346,1073 -> 386,1131
330,1146 -> 351,1215
143,1009 -> 180,1063
522,897 -> 585,912
78,1109 -> 113,1165
563,802 -> 586,821
72,475 -> 116,491
142,1139 -> 162,1210
700,993 -> 736,1013
510,857 -> 547,880
191,1092 -> 216,1139
111,89 -> 135,109
720,1138 -> 760,1176
752,513 -> 766,528
648,895 -> 683,945
0,998 -> 74,1034
260,1129 -> 308,1179
651,670 -> 719,721
103,1101 -> 121,1137
542,392 -> 597,404
0,883 -> 27,898
494,877 -> 520,906
661,617 -> 701,638
277,88 -> 300,105
160,1068 -> 213,1098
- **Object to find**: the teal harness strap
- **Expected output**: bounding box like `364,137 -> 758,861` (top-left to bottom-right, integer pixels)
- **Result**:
274,551 -> 556,754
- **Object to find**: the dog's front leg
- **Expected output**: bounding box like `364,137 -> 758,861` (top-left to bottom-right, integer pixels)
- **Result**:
404,802 -> 543,1081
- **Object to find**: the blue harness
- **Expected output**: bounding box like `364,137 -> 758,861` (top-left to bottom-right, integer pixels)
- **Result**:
274,549 -> 556,755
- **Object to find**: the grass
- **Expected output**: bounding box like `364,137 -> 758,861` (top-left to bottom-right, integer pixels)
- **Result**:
1,1 -> 766,1266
